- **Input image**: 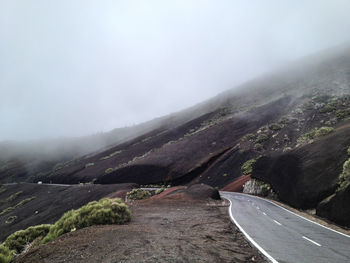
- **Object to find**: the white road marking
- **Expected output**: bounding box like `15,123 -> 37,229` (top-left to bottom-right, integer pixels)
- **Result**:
224,197 -> 279,263
225,192 -> 350,239
302,236 -> 322,247
273,220 -> 282,226
263,212 -> 267,216
257,206 -> 260,210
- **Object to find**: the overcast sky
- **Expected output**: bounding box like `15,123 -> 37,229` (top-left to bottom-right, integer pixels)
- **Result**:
1,0 -> 350,141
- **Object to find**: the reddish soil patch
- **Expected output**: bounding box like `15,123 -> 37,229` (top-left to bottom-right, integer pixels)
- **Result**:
151,186 -> 186,199
221,175 -> 251,192
14,200 -> 267,263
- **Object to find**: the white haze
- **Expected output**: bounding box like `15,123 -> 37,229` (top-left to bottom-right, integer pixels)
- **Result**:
1,0 -> 350,141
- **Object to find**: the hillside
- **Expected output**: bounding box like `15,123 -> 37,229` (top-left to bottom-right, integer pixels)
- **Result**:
1,45 -> 350,228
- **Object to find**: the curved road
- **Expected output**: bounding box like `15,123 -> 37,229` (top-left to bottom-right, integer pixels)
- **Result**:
220,192 -> 350,263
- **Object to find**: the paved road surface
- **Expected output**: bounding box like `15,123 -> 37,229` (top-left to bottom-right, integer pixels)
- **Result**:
220,192 -> 350,263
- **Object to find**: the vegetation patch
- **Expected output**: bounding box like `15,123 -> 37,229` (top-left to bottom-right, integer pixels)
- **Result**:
254,143 -> 263,152
155,188 -> 165,195
268,123 -> 283,131
297,127 -> 334,144
0,244 -> 14,263
85,163 -> 94,168
4,224 -> 51,254
242,133 -> 255,141
319,103 -> 336,113
105,168 -> 114,174
6,191 -> 23,203
0,186 -> 6,194
0,196 -> 36,216
336,108 -> 350,119
241,157 -> 261,175
42,198 -> 130,244
338,157 -> 350,191
126,189 -> 151,200
5,216 -> 17,224
255,134 -> 269,144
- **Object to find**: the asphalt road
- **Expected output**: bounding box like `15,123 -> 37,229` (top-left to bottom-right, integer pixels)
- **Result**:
220,192 -> 350,263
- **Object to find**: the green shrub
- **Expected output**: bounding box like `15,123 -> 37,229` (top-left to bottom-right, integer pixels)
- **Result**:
15,197 -> 36,208
5,216 -> 17,224
241,158 -> 258,175
222,173 -> 228,177
242,133 -> 255,141
347,146 -> 350,156
0,186 -> 6,194
6,191 -> 23,202
338,158 -> 350,191
319,104 -> 336,113
0,196 -> 35,216
105,168 -> 114,174
0,207 -> 14,216
255,134 -> 269,144
85,163 -> 94,168
42,198 -> 130,244
126,189 -> 151,200
0,244 -> 14,263
336,108 -> 350,119
155,188 -> 165,195
268,123 -> 283,131
314,127 -> 334,137
4,224 -> 51,254
298,127 -> 334,143
254,143 -> 263,151
283,147 -> 292,152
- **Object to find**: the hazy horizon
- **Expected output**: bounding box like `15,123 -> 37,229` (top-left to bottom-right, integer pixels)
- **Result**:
2,0 -> 350,141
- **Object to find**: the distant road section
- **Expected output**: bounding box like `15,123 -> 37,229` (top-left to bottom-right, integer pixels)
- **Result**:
220,192 -> 350,263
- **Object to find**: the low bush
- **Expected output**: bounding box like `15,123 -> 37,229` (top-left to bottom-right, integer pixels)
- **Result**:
0,244 -> 14,263
336,108 -> 350,119
105,168 -> 114,174
314,126 -> 334,137
338,158 -> 350,191
348,146 -> 350,156
6,191 -> 23,202
5,216 -> 17,224
268,123 -> 283,131
254,143 -> 263,151
42,198 -> 130,244
255,134 -> 269,144
0,186 -> 6,194
242,133 -> 255,141
155,188 -> 165,195
126,189 -> 151,200
4,224 -> 51,254
319,104 -> 336,113
298,127 -> 334,143
241,157 -> 260,175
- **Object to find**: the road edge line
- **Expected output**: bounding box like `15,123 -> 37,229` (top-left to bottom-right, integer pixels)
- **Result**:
223,196 -> 279,263
229,192 -> 350,239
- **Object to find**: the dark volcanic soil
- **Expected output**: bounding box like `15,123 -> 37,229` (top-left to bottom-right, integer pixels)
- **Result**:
15,200 -> 267,263
0,183 -> 136,241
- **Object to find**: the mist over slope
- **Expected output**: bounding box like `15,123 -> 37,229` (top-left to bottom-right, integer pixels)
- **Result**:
1,45 -> 350,226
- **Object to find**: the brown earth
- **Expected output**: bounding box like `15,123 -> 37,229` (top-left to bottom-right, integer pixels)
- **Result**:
221,175 -> 251,192
14,199 -> 267,263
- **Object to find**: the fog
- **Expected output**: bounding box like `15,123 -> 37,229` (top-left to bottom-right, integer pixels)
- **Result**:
1,0 -> 350,141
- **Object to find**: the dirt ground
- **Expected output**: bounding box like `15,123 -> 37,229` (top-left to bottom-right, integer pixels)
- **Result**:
15,199 -> 267,263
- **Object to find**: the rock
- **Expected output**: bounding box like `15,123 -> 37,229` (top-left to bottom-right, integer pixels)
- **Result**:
316,185 -> 350,227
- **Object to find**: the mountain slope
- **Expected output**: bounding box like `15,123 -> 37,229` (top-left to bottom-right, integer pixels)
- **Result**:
1,44 -> 350,226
